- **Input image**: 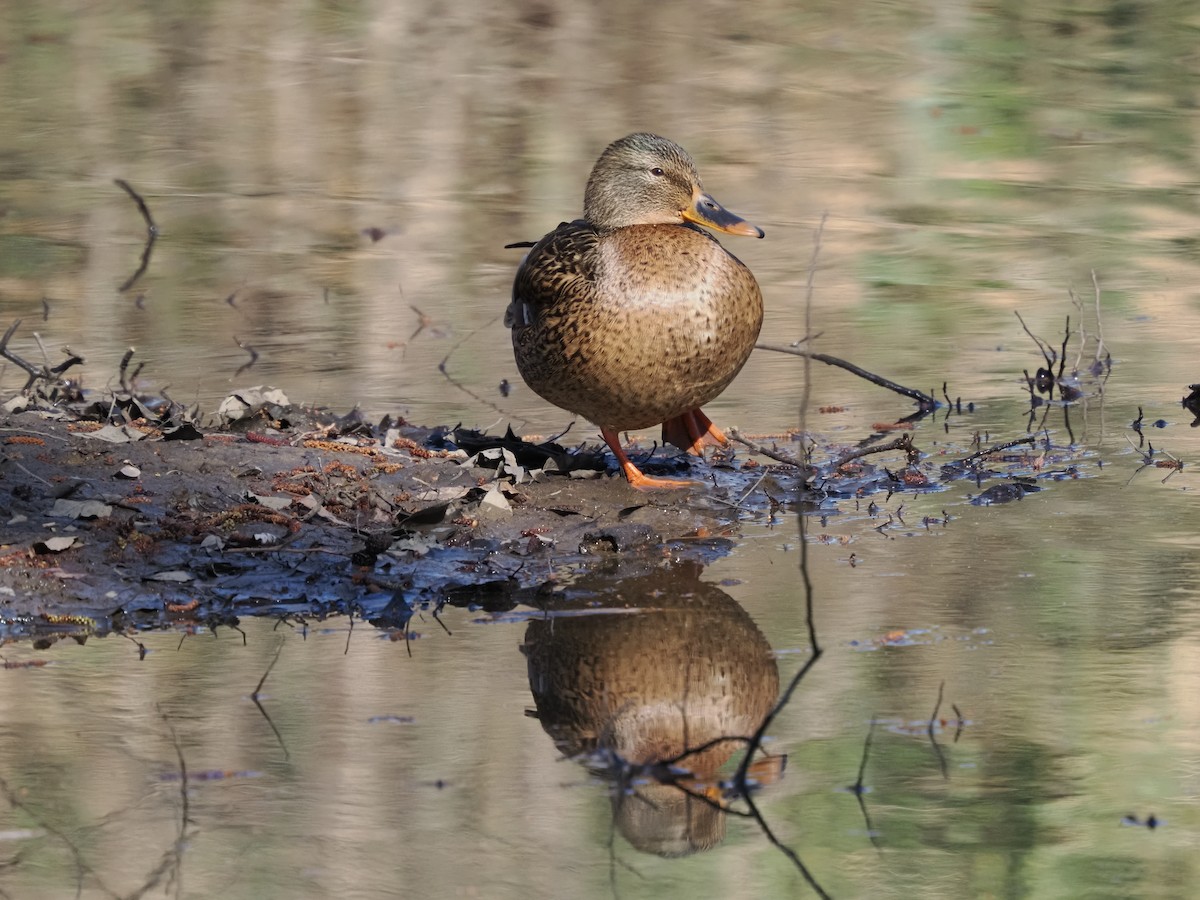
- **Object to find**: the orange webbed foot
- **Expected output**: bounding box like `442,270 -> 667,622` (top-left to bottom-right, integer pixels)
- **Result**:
601,428 -> 697,490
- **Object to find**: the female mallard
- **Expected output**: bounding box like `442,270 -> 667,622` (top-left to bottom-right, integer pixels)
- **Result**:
507,132 -> 764,489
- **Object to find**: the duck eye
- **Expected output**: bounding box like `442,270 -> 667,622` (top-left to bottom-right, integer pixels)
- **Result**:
649,167 -> 665,177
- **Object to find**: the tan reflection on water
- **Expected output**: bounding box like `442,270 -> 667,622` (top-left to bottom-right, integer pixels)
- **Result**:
522,560 -> 780,857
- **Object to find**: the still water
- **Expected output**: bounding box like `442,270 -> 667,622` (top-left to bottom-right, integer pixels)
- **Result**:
3,1 -> 1200,898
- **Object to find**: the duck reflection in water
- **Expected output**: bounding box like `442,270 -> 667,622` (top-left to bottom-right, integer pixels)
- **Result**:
521,559 -> 782,856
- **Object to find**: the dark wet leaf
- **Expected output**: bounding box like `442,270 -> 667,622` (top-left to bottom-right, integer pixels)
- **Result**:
162,422 -> 203,441
396,502 -> 452,528
441,579 -> 520,612
330,406 -> 371,435
452,426 -> 606,474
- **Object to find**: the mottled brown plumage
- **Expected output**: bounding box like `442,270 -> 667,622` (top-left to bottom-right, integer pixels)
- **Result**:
507,133 -> 764,489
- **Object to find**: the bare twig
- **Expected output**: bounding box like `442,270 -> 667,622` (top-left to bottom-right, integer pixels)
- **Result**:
756,343 -> 938,412
438,314 -> 522,423
1014,310 -> 1055,370
946,435 -> 1036,469
828,434 -> 918,472
743,791 -> 831,899
727,428 -> 810,471
1056,315 -> 1071,382
0,320 -> 85,391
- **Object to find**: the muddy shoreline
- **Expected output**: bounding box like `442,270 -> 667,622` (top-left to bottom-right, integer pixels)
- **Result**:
0,395 -> 803,642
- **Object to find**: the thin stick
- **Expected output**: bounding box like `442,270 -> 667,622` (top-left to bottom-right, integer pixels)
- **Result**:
437,314 -> 521,423
0,319 -> 85,390
1014,310 -> 1054,369
946,435 -> 1036,468
755,344 -> 937,411
728,428 -> 809,470
828,434 -> 917,471
743,791 -> 830,899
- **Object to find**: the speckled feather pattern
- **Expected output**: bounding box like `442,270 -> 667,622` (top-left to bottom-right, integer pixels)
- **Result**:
508,219 -> 762,431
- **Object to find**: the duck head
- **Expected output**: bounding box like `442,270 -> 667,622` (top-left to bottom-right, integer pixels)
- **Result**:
582,132 -> 764,238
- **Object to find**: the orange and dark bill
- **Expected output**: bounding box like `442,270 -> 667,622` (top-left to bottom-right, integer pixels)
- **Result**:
682,188 -> 764,238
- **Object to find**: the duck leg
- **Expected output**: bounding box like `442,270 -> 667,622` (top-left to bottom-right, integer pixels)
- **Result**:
661,408 -> 730,456
600,427 -> 696,490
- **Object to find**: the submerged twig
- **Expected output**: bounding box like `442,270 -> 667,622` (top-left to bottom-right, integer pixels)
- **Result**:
850,719 -> 882,851
233,337 -> 259,378
946,435 -> 1036,469
251,643 -> 290,761
928,682 -> 949,781
438,314 -> 521,423
115,179 -> 159,293
1014,310 -> 1055,371
0,774 -> 120,898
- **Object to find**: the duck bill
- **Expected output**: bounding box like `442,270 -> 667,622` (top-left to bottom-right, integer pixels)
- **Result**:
682,189 -> 765,238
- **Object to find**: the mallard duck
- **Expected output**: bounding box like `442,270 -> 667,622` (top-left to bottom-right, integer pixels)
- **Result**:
507,132 -> 764,489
